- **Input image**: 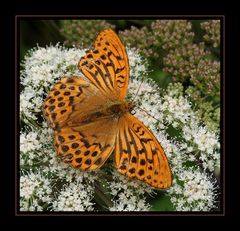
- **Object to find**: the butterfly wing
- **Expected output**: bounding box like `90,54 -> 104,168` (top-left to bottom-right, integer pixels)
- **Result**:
43,76 -> 108,129
54,115 -> 118,171
78,29 -> 129,101
115,113 -> 172,189
43,76 -> 118,171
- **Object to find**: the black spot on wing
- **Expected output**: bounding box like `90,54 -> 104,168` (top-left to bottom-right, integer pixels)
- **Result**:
138,169 -> 144,176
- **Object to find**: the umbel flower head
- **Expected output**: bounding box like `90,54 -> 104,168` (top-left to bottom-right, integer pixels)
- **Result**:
20,44 -> 219,212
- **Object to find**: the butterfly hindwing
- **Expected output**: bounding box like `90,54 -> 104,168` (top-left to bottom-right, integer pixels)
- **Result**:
115,113 -> 172,189
54,115 -> 118,171
78,29 -> 130,101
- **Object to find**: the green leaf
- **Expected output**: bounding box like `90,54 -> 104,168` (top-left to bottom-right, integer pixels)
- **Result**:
150,193 -> 175,211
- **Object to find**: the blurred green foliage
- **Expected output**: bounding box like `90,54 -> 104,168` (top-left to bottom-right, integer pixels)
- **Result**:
20,19 -> 153,60
149,192 -> 175,211
20,20 -> 64,60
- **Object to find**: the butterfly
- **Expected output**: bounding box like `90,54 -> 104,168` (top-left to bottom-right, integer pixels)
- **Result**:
43,29 -> 172,189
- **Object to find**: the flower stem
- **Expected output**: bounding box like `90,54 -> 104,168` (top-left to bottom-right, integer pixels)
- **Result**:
94,182 -> 113,209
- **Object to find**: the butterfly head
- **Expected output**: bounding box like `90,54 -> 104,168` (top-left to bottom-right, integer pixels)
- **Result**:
126,101 -> 136,112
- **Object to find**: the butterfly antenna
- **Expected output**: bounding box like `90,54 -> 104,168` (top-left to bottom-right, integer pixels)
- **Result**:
132,78 -> 144,102
132,76 -> 162,124
134,104 -> 162,124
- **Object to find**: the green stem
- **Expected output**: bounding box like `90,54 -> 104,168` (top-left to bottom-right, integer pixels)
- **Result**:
94,182 -> 113,208
25,115 -> 42,129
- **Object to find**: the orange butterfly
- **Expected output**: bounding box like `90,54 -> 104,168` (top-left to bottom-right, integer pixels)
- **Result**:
43,29 -> 172,189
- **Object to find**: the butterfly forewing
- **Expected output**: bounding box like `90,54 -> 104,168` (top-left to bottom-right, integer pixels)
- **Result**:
78,29 -> 129,101
43,76 -> 108,129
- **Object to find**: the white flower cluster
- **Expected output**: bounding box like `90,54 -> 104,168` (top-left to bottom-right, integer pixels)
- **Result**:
20,44 -> 220,212
127,47 -> 149,78
20,171 -> 53,211
20,131 -> 42,153
167,168 -> 218,211
51,177 -> 95,211
108,170 -> 153,211
20,123 -> 54,167
161,83 -> 220,172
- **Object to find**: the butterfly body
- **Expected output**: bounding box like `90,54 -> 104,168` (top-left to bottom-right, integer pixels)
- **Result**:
107,100 -> 134,115
43,29 -> 172,189
65,100 -> 133,126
